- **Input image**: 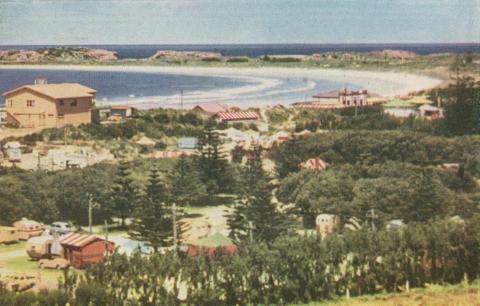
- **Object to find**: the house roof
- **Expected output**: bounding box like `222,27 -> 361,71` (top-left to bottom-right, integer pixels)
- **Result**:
300,158 -> 329,171
3,83 -> 96,100
194,103 -> 226,114
111,105 -> 132,110
187,232 -> 234,247
217,111 -> 259,121
60,232 -> 107,248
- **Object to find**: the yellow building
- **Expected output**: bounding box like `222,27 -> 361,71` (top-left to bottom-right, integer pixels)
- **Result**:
3,81 -> 96,128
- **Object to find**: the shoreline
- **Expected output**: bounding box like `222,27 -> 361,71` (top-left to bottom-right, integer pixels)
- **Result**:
0,64 -> 444,108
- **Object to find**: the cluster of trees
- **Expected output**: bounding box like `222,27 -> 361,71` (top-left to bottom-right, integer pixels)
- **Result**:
5,218 -> 480,305
38,109 -> 211,142
277,162 -> 478,228
270,130 -> 480,178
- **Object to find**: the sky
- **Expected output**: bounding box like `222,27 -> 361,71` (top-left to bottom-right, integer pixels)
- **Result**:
0,0 -> 479,45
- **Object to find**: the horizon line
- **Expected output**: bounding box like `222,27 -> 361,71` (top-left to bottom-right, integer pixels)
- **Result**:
1,42 -> 480,47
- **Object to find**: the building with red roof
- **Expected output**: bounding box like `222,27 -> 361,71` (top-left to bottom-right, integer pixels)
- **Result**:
60,233 -> 115,269
216,111 -> 259,122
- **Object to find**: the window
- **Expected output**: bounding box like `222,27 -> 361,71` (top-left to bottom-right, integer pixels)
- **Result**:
7,100 -> 13,107
26,100 -> 35,107
70,100 -> 77,107
59,100 -> 64,106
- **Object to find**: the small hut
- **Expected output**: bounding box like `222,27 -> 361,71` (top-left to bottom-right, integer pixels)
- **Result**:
0,226 -> 21,244
60,233 -> 115,269
13,218 -> 44,240
186,232 -> 238,258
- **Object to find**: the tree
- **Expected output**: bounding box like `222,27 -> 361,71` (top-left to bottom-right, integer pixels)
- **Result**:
129,168 -> 177,252
110,161 -> 137,227
442,76 -> 480,135
228,147 -> 291,242
271,135 -> 305,178
196,119 -> 232,194
406,168 -> 453,222
169,155 -> 207,206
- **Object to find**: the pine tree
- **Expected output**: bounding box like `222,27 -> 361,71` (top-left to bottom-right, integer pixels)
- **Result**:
241,145 -> 266,195
443,76 -> 480,135
196,119 -> 231,194
111,161 -> 137,227
169,155 -> 207,206
129,169 -> 176,252
274,135 -> 304,178
406,168 -> 452,222
228,146 -> 291,242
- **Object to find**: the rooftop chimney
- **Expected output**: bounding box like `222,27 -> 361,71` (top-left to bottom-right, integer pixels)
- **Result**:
34,77 -> 48,85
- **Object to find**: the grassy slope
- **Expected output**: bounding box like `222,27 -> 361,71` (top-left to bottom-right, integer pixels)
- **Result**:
292,282 -> 480,306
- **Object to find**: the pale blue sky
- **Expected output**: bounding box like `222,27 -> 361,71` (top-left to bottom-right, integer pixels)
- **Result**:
0,0 -> 478,45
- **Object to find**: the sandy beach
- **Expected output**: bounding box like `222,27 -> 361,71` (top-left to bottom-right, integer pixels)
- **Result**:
0,65 -> 443,108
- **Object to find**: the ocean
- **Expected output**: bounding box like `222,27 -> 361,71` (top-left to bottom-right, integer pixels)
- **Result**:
1,43 -> 479,59
0,43 -> 466,108
0,67 -> 353,108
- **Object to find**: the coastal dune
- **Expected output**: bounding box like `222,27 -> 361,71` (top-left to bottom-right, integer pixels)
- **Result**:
0,65 -> 443,108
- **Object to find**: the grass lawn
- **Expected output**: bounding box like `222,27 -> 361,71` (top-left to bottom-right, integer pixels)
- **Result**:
0,241 -> 26,253
290,282 -> 480,306
2,256 -> 64,283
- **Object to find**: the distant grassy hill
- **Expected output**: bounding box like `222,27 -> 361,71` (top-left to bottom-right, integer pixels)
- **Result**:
293,282 -> 480,306
1,47 -> 479,80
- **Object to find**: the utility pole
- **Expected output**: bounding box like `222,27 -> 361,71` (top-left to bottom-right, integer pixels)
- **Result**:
368,208 -> 377,231
172,203 -> 177,256
248,221 -> 254,242
88,195 -> 93,235
104,219 -> 109,255
37,152 -> 41,171
180,89 -> 184,110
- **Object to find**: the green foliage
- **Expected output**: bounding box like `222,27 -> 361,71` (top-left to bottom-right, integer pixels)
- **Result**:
228,146 -> 292,242
38,109 -> 208,143
277,162 -> 477,228
168,155 -> 207,206
272,135 -> 305,178
196,119 -> 234,194
270,130 -> 480,176
441,76 -> 480,135
110,161 -> 137,227
11,218 -> 476,305
129,168 -> 177,251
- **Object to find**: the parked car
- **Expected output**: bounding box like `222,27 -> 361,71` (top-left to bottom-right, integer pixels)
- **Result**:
2,273 -> 36,292
38,257 -> 70,270
50,222 -> 72,235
